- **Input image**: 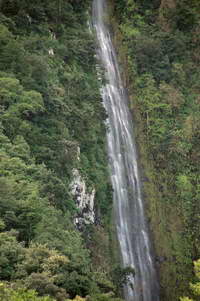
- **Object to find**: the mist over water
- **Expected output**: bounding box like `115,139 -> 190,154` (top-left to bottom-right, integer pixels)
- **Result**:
92,0 -> 159,300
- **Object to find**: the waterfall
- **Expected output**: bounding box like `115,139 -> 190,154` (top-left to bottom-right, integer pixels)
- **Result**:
92,1 -> 159,300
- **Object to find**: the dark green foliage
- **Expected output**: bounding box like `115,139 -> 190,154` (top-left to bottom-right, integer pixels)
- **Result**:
0,232 -> 24,280
0,0 -> 117,300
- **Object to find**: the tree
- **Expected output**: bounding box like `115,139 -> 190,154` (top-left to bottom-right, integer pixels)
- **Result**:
180,260 -> 200,300
0,283 -> 55,301
14,243 -> 69,299
0,231 -> 24,280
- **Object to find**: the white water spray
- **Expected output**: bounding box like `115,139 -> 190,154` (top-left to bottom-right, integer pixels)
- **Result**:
92,1 -> 159,300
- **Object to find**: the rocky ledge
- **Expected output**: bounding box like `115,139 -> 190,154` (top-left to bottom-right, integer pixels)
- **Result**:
70,168 -> 95,229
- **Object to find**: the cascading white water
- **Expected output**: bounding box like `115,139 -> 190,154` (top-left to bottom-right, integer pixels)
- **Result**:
92,1 -> 159,300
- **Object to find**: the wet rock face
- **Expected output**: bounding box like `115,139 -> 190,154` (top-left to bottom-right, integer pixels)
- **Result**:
70,169 -> 95,229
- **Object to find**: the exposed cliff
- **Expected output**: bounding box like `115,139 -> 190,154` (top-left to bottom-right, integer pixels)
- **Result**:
70,168 -> 95,228
111,0 -> 200,300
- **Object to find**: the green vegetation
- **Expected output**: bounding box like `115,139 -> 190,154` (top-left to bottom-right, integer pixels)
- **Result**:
0,283 -> 122,301
0,0 -> 125,300
181,260 -> 200,301
111,0 -> 200,300
0,283 -> 55,301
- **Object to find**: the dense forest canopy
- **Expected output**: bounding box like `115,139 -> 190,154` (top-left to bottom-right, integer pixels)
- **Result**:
0,0 -> 125,300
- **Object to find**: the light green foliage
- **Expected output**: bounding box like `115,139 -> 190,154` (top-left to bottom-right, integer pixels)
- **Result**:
194,260 -> 200,279
0,77 -> 23,109
0,283 -> 55,301
14,244 -> 69,299
181,259 -> 200,300
88,293 -> 122,301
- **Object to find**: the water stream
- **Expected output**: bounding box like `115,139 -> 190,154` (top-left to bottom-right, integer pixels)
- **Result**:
92,1 -> 159,300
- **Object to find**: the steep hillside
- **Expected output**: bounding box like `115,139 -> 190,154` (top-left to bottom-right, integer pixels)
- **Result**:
0,1 -> 124,300
111,0 -> 200,300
